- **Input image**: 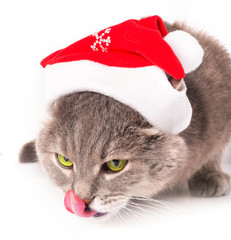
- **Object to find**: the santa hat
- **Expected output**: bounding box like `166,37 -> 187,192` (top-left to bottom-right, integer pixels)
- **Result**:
41,16 -> 204,134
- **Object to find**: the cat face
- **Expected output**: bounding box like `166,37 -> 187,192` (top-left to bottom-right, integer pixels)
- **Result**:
36,92 -> 187,220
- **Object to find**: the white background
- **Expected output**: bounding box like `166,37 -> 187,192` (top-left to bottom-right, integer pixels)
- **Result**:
0,0 -> 230,239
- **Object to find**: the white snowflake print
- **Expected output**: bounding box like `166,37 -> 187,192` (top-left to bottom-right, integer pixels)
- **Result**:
90,28 -> 111,52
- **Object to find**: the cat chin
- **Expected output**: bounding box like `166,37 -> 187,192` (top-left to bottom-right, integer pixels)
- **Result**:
89,209 -> 122,222
90,212 -> 113,222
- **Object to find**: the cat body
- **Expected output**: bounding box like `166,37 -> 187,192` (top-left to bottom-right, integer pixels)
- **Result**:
20,21 -> 231,220
165,22 -> 231,195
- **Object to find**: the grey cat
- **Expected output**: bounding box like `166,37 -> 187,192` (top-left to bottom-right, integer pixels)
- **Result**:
20,21 -> 231,220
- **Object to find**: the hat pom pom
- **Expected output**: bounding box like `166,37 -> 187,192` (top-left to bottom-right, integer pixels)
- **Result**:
164,30 -> 204,74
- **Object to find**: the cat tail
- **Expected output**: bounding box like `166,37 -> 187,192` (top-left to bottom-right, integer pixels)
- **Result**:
19,140 -> 38,163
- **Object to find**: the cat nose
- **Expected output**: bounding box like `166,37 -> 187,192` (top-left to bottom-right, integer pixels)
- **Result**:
83,198 -> 92,205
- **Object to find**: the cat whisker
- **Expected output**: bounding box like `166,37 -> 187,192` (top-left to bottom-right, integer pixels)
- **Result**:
113,209 -> 124,223
123,194 -> 188,213
122,205 -> 147,222
120,207 -> 142,223
130,197 -> 182,212
120,208 -> 134,222
128,200 -> 168,213
126,194 -> 184,208
126,202 -> 165,219
128,201 -> 183,219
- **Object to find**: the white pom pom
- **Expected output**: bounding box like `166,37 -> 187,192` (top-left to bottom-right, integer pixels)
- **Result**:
164,30 -> 204,74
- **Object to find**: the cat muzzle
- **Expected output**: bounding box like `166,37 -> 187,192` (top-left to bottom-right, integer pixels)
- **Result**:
64,190 -> 99,218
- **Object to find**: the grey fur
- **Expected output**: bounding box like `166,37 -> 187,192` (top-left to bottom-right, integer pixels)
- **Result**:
19,140 -> 37,163
20,21 -> 231,218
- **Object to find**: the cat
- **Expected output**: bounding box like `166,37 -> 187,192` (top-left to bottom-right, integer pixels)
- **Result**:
20,20 -> 231,220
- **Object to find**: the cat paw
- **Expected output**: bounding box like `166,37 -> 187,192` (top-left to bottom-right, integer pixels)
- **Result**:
188,171 -> 231,197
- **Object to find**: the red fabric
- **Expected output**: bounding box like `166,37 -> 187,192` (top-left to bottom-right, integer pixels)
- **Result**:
41,15 -> 185,80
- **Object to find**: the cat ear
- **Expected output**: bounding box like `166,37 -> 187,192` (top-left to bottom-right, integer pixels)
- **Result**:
19,140 -> 38,163
168,77 -> 184,91
141,128 -> 162,139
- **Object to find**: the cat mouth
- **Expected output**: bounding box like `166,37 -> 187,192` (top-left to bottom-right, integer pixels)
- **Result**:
64,190 -> 108,218
84,204 -> 108,218
93,212 -> 108,218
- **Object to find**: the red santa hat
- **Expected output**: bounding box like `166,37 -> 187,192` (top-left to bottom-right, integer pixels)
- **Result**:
41,15 -> 204,134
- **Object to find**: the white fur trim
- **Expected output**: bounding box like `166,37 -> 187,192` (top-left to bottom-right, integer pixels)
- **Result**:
43,60 -> 192,134
164,30 -> 204,73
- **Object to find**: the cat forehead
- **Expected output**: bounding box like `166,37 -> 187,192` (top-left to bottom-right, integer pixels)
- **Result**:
43,92 -> 158,161
50,92 -> 151,128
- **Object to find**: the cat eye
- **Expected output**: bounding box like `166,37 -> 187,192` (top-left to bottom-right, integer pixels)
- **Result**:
56,154 -> 73,168
106,159 -> 127,172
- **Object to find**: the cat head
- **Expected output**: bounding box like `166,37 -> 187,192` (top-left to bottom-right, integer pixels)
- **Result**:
20,91 -> 187,220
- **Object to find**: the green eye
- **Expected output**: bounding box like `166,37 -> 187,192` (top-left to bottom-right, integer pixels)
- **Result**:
106,159 -> 127,172
57,154 -> 73,168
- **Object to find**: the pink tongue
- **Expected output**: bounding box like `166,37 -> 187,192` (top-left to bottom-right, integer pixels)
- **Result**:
64,190 -> 97,217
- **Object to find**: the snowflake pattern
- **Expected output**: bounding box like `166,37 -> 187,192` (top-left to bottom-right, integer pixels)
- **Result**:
90,28 -> 111,52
